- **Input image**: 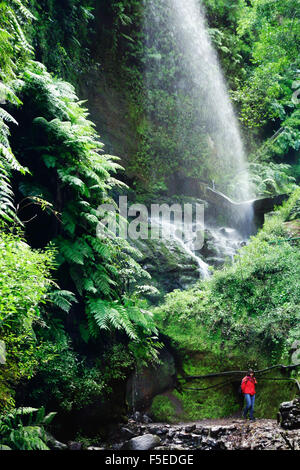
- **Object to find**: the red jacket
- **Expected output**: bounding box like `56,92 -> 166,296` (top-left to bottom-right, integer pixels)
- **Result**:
241,376 -> 257,395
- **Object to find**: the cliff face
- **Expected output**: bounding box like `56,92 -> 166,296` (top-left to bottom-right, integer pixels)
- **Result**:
79,70 -> 138,184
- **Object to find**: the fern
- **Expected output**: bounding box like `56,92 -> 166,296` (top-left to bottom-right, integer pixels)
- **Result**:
0,107 -> 18,125
48,289 -> 77,313
6,9 -> 34,56
12,61 -> 158,348
87,298 -> 137,340
0,406 -> 56,450
0,0 -> 36,225
57,169 -> 90,196
10,0 -> 36,21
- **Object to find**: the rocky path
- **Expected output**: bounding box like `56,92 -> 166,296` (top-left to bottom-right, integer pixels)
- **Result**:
107,418 -> 300,451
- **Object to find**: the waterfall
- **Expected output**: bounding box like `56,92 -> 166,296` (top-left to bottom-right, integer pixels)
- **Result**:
150,216 -> 211,278
141,0 -> 257,275
143,0 -> 253,204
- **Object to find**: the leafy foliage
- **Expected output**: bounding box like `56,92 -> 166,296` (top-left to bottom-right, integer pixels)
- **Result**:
29,0 -> 95,84
154,188 -> 300,359
0,0 -> 299,434
248,162 -> 296,197
0,406 -> 56,450
0,230 -> 55,410
11,61 -> 157,348
153,189 -> 300,418
22,335 -> 134,414
0,0 -> 34,224
232,0 -> 300,173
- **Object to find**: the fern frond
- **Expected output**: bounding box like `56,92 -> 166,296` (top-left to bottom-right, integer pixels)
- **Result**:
11,0 -> 37,21
0,82 -> 21,105
49,289 -> 77,313
57,170 -> 89,196
7,9 -> 34,55
0,143 -> 26,172
0,107 -> 18,125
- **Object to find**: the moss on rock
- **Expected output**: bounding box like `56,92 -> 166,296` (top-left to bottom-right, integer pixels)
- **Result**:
150,394 -> 177,423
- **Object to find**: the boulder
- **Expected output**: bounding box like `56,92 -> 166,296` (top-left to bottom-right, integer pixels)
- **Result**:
68,441 -> 83,451
87,447 -> 105,451
133,236 -> 200,294
45,432 -> 67,450
126,348 -> 176,411
125,434 -> 161,450
185,424 -> 196,433
279,397 -> 300,429
120,427 -> 136,439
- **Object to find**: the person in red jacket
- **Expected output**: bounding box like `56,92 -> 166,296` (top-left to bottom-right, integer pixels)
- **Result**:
241,368 -> 257,421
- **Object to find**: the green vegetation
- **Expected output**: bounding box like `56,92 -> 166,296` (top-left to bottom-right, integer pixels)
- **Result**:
0,230 -> 55,410
0,0 -> 299,444
0,0 -> 159,438
11,61 -> 157,345
90,0 -> 300,197
0,406 -> 56,450
154,189 -> 300,419
150,394 -> 177,423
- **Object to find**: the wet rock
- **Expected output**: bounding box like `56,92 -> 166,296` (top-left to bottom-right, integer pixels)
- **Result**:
190,434 -> 202,447
120,427 -> 136,439
201,427 -> 210,436
132,235 -> 200,294
210,426 -> 223,437
87,446 -> 105,451
112,418 -> 300,451
185,424 -> 196,433
210,424 -> 236,437
125,434 -> 161,451
169,444 -> 187,451
201,437 -> 218,450
156,428 -> 168,436
133,411 -> 142,422
173,438 -> 184,445
126,349 -> 176,411
192,426 -> 204,435
45,432 -> 67,450
222,424 -> 237,433
142,414 -> 153,424
279,398 -> 300,430
177,432 -> 192,441
68,441 -> 82,451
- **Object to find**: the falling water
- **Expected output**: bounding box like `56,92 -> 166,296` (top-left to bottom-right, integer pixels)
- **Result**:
143,0 -> 255,246
143,0 -> 253,202
151,216 -> 210,278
